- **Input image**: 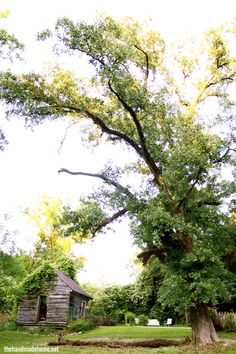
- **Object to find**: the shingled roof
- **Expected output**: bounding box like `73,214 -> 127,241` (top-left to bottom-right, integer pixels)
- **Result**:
56,269 -> 93,299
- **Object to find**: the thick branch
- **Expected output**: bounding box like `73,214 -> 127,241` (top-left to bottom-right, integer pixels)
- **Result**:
58,168 -> 134,198
137,247 -> 166,264
107,81 -> 170,195
84,109 -> 143,155
92,208 -> 128,236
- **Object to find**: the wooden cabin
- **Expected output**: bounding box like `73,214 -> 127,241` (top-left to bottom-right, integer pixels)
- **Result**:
17,269 -> 92,327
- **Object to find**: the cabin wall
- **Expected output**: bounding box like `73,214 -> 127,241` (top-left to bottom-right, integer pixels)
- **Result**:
46,277 -> 71,327
17,276 -> 71,327
70,293 -> 89,320
17,296 -> 39,325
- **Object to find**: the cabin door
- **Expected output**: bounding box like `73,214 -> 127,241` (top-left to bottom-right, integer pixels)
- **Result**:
38,295 -> 47,321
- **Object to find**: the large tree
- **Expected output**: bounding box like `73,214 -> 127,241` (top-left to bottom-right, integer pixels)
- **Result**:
0,17 -> 235,346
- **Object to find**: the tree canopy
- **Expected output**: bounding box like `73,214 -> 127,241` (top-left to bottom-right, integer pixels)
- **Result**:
0,9 -> 23,151
0,16 -> 235,345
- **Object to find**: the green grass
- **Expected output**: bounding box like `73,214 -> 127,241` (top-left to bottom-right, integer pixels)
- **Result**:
0,327 -> 235,354
66,326 -> 192,340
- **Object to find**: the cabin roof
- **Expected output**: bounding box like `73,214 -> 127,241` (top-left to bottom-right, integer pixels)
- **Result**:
56,269 -> 93,299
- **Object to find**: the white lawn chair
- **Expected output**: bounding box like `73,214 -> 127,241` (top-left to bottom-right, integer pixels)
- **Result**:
165,318 -> 172,326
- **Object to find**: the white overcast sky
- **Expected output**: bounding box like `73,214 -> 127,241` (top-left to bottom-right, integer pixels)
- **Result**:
0,0 -> 236,285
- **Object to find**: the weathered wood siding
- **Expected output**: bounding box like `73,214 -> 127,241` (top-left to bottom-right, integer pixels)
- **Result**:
46,277 -> 70,326
17,296 -> 39,325
70,293 -> 89,320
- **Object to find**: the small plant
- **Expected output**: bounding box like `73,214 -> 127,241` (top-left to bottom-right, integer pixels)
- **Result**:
125,312 -> 136,326
137,314 -> 148,326
67,318 -> 97,333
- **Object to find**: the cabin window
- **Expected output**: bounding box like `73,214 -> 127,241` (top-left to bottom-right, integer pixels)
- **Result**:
79,301 -> 86,317
38,296 -> 47,321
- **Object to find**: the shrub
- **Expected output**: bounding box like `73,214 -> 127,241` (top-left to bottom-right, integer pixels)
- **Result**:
137,314 -> 148,326
67,319 -> 97,333
224,313 -> 236,332
125,312 -> 136,326
89,316 -> 117,326
114,310 -> 126,324
0,318 -> 17,331
101,318 -> 117,326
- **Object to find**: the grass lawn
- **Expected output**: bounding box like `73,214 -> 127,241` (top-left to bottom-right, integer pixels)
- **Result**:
0,327 -> 235,354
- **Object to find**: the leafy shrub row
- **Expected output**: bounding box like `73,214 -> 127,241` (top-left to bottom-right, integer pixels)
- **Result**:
67,318 -> 97,332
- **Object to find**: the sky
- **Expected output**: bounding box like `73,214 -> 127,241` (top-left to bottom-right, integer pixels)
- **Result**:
0,0 -> 236,285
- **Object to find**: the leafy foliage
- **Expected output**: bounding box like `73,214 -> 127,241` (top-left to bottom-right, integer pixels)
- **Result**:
24,196 -> 85,272
125,312 -> 136,326
0,251 -> 25,313
89,285 -> 136,322
67,318 -> 97,333
55,256 -> 77,280
19,262 -> 55,296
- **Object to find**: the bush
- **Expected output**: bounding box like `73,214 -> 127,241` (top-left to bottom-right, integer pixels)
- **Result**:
224,313 -> 236,332
114,310 -> 126,324
125,312 -> 136,326
67,319 -> 97,333
90,316 -> 117,326
137,314 -> 148,326
0,318 -> 17,331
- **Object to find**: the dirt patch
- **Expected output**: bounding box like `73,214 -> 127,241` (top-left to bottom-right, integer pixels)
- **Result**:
48,337 -> 186,348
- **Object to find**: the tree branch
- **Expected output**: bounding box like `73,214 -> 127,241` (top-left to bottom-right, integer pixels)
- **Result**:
175,167 -> 204,211
58,168 -> 134,198
57,121 -> 79,154
107,81 -> 168,192
206,71 -> 236,89
213,148 -> 236,164
84,109 -> 143,155
134,44 -> 149,85
92,208 -> 128,236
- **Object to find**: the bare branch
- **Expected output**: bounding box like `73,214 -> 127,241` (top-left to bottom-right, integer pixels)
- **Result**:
92,208 -> 128,236
57,121 -> 80,154
58,168 -> 134,198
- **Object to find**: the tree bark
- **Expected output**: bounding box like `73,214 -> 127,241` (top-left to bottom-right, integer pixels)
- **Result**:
189,303 -> 220,346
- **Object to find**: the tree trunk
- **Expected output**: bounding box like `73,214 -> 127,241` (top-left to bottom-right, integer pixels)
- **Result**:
189,303 -> 220,346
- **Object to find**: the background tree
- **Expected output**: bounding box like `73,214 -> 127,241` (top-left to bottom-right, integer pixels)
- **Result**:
0,16 -> 235,346
89,284 -> 136,324
0,8 -> 23,151
24,195 -> 86,272
0,251 -> 25,313
133,256 -> 181,324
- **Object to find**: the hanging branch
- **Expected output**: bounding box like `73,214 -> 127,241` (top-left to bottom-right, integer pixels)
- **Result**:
57,121 -> 80,154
